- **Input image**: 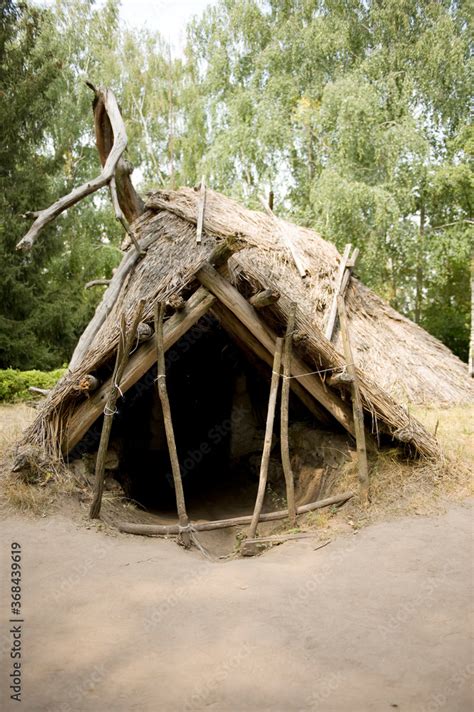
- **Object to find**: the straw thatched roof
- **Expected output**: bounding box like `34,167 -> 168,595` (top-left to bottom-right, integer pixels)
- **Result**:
16,186 -> 473,467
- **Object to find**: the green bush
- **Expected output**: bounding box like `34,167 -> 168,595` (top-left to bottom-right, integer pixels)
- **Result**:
0,367 -> 66,402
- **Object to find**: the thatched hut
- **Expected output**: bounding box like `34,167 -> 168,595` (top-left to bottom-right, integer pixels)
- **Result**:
11,87 -> 473,538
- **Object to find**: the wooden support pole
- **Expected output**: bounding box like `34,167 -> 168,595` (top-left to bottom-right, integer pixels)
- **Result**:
64,287 -> 215,453
109,175 -> 144,255
337,295 -> 369,503
196,175 -> 206,244
325,244 -> 352,341
89,300 -> 145,519
154,301 -> 191,548
249,289 -> 280,308
247,337 -> 283,539
70,230 -> 160,371
196,263 -> 355,436
280,303 -> 297,527
118,492 -> 354,536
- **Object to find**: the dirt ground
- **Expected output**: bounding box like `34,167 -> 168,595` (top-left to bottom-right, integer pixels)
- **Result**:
0,500 -> 472,711
0,402 -> 473,710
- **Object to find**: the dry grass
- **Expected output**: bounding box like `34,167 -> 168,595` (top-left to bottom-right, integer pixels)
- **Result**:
0,403 -> 36,454
299,403 -> 473,540
1,402 -> 472,530
0,403 -> 76,516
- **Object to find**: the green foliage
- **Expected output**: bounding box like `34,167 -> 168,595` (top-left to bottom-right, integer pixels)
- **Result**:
182,0 -> 473,359
0,367 -> 66,402
0,0 -> 122,370
0,0 -> 471,369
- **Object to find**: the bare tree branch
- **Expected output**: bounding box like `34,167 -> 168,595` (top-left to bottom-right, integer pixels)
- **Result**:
16,85 -> 140,252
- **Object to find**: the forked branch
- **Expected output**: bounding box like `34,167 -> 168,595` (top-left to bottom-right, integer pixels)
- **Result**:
16,84 -> 142,252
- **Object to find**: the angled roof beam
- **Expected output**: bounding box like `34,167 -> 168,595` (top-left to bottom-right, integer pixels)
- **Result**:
63,286 -> 215,454
210,301 -> 333,427
196,263 -> 355,437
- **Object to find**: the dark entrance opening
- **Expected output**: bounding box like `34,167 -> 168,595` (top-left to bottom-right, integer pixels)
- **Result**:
71,314 -> 341,527
113,316 -> 268,519
108,314 -> 319,520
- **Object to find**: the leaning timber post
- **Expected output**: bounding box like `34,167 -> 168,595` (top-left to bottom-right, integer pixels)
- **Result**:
89,300 -> 145,519
154,301 -> 192,548
280,303 -> 297,527
337,296 -> 369,503
248,337 -> 284,539
196,263 -> 355,436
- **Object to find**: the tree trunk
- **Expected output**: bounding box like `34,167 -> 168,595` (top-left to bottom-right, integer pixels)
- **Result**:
414,202 -> 425,324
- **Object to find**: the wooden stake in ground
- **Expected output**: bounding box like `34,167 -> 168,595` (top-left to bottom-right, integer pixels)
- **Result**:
337,295 -> 369,503
154,301 -> 191,548
89,300 -> 145,519
280,303 -> 297,527
248,337 -> 283,539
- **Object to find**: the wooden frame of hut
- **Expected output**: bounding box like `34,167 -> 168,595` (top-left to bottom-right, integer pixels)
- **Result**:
12,86 -> 473,541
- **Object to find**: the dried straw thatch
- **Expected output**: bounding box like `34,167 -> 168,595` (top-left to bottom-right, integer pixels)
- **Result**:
15,187 -> 473,469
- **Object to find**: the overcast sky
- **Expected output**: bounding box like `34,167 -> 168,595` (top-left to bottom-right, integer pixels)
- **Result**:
36,0 -> 217,55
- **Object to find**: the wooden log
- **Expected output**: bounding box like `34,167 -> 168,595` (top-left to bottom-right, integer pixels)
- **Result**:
248,337 -> 283,539
154,301 -> 191,548
196,263 -> 355,436
325,244 -> 352,341
70,230 -> 159,371
89,300 -> 145,519
210,301 -> 332,425
109,174 -> 144,255
259,196 -> 308,278
337,295 -> 369,503
84,279 -> 111,290
327,371 -> 354,387
91,82 -> 144,224
72,374 -> 100,394
166,294 -> 186,312
17,86 -> 131,252
196,175 -> 206,244
136,322 -> 153,342
249,289 -> 280,308
117,492 -> 354,536
64,287 -> 216,453
28,387 -> 49,396
71,234 -> 240,373
280,303 -> 297,527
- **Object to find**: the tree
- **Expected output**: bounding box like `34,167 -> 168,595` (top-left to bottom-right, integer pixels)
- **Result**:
0,0 -> 122,368
184,0 -> 472,359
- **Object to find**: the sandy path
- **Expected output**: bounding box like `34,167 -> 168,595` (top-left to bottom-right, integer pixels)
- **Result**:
0,501 -> 472,712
